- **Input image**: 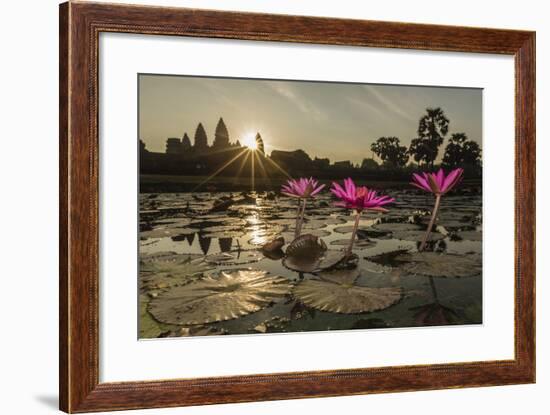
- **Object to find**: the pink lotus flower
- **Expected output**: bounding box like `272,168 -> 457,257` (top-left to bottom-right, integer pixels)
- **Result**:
331,178 -> 394,256
411,168 -> 463,195
331,178 -> 394,213
281,178 -> 325,238
410,168 -> 464,252
281,177 -> 325,199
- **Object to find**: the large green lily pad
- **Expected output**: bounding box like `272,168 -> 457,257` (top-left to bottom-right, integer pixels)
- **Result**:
293,268 -> 401,314
140,253 -> 212,292
149,270 -> 292,325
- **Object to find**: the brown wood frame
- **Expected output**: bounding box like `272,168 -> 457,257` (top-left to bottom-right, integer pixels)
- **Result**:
59,1 -> 536,412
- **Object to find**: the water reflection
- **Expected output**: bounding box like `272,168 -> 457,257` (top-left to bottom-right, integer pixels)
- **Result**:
139,189 -> 482,337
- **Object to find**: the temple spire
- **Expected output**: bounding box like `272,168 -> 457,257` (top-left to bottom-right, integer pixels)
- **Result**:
255,132 -> 265,154
213,117 -> 230,148
193,122 -> 208,152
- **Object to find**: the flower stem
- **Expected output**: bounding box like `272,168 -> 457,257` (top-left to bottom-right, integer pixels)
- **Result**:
419,194 -> 441,252
295,199 -> 307,238
346,211 -> 362,256
294,201 -> 301,238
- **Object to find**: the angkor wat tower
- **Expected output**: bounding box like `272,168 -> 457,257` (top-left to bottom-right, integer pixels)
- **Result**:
213,117 -> 230,149
255,132 -> 265,154
193,122 -> 208,152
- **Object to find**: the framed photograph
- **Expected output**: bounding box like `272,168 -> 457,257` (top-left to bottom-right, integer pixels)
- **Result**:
59,1 -> 535,412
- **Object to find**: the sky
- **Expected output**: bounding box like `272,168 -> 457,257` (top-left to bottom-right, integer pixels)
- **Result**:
139,74 -> 482,164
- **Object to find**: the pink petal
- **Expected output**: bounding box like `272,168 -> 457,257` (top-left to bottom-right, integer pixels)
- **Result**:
436,169 -> 445,190
344,178 -> 355,198
310,184 -> 325,196
442,168 -> 463,193
412,173 -> 431,192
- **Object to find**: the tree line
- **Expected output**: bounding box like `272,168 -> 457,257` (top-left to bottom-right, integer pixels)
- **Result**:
368,107 -> 481,171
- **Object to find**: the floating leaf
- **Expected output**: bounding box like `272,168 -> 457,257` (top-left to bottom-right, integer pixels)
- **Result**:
204,250 -> 263,265
333,225 -> 375,234
293,268 -> 401,314
372,223 -> 421,232
455,231 -> 482,241
201,224 -> 245,233
281,229 -> 331,240
356,228 -> 392,240
140,253 -> 211,291
261,237 -> 285,253
141,226 -> 195,239
329,239 -> 375,248
202,230 -> 245,239
149,270 -> 292,325
392,230 -> 445,242
394,252 -> 481,278
283,234 -> 346,273
139,295 -> 171,338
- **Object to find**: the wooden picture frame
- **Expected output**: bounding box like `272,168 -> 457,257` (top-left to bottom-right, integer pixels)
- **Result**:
59,1 -> 535,412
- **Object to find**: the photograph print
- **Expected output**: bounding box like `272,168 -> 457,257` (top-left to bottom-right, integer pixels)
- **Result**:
138,74 -> 482,339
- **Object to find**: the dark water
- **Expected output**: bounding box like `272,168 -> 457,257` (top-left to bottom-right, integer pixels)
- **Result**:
139,188 -> 482,338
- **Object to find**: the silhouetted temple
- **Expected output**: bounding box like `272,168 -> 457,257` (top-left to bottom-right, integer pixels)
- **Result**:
140,116 -> 370,180
213,118 -> 230,149
255,133 -> 265,154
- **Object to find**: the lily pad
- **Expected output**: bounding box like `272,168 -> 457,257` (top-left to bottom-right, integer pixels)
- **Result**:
205,250 -> 263,265
283,235 -> 346,273
333,225 -> 375,234
392,230 -> 445,242
281,229 -> 331,240
372,223 -> 421,232
149,270 -> 292,325
329,239 -> 375,248
455,231 -> 483,241
394,252 -> 482,278
140,253 -> 212,291
202,230 -> 246,239
141,226 -> 195,239
139,295 -> 171,338
293,268 -> 401,314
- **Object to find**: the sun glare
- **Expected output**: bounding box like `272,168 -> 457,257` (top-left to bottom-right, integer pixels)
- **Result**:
242,134 -> 258,150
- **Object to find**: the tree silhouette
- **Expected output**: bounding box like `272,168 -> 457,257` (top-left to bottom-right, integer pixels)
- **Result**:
181,133 -> 192,151
213,117 -> 230,148
370,136 -> 409,168
442,133 -> 481,168
409,107 -> 449,167
255,132 -> 265,154
193,122 -> 208,152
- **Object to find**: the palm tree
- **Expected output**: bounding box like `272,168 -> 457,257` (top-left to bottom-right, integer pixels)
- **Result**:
409,107 -> 449,168
442,132 -> 481,169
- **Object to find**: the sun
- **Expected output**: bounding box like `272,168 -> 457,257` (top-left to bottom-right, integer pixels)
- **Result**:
242,133 -> 258,150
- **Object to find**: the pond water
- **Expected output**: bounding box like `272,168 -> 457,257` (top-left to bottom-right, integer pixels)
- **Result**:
139,188 -> 482,338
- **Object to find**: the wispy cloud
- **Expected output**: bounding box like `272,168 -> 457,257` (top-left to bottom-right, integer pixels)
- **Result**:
266,82 -> 324,120
362,85 -> 417,122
